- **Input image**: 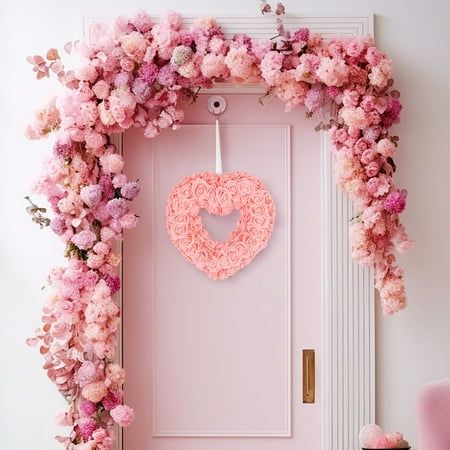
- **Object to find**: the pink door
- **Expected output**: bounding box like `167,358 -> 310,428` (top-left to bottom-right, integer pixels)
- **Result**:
123,93 -> 321,450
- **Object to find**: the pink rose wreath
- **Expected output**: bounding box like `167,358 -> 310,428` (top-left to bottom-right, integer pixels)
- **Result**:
166,171 -> 276,279
25,2 -> 411,449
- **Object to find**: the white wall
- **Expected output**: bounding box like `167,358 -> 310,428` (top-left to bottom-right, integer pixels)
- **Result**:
1,1 -> 449,449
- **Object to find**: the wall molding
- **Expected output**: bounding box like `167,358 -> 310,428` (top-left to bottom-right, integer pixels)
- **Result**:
320,132 -> 375,450
87,14 -> 376,450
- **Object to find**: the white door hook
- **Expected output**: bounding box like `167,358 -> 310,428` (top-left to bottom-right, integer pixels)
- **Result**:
207,95 -> 227,116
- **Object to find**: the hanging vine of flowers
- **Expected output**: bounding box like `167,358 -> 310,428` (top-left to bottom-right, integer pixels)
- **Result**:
25,3 -> 411,449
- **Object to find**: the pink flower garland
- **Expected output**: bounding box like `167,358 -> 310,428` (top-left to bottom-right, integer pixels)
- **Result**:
25,7 -> 411,449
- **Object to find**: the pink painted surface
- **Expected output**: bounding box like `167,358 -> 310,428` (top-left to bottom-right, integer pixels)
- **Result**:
417,378 -> 450,450
123,94 -> 321,449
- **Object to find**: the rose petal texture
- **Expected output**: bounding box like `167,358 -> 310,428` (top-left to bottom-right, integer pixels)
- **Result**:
166,171 -> 276,280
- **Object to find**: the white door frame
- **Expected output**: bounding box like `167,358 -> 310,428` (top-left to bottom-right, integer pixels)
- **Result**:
85,13 -> 376,450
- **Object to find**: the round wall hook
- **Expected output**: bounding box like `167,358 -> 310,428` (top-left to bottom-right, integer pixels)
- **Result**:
207,95 -> 227,116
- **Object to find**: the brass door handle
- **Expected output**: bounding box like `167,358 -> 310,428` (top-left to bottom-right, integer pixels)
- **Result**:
302,349 -> 315,403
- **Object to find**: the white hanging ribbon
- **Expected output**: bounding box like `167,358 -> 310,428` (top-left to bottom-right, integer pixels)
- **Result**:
215,117 -> 223,175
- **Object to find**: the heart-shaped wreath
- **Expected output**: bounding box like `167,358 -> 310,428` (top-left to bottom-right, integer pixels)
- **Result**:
166,171 -> 276,279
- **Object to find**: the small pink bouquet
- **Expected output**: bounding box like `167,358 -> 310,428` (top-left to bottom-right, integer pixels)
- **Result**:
360,424 -> 411,449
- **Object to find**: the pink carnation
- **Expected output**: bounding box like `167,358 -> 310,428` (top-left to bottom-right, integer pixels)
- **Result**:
77,417 -> 97,441
171,45 -> 193,66
72,230 -> 96,250
110,405 -> 135,427
102,389 -> 123,411
105,363 -> 126,388
139,62 -> 158,84
79,400 -> 97,417
384,191 -> 406,214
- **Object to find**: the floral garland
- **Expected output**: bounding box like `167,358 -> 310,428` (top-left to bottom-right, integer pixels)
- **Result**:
25,4 -> 411,449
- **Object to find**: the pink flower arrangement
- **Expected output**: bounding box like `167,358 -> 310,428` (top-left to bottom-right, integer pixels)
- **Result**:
25,4 -> 410,449
360,424 -> 411,449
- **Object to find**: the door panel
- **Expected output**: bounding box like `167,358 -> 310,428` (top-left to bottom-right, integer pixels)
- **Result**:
123,94 -> 321,450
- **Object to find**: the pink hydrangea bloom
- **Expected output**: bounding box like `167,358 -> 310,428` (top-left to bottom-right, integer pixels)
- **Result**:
110,405 -> 135,427
80,185 -> 103,208
72,230 -> 96,250
75,361 -> 99,387
106,198 -> 128,219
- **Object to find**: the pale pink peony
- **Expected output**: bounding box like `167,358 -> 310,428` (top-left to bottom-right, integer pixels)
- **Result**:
200,54 -> 229,79
369,58 -> 393,89
316,57 -> 349,87
110,405 -> 135,427
365,46 -> 383,66
224,45 -> 255,81
340,107 -> 370,129
100,153 -> 125,174
121,32 -> 148,62
366,174 -> 391,197
376,138 -> 396,158
260,51 -> 284,86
